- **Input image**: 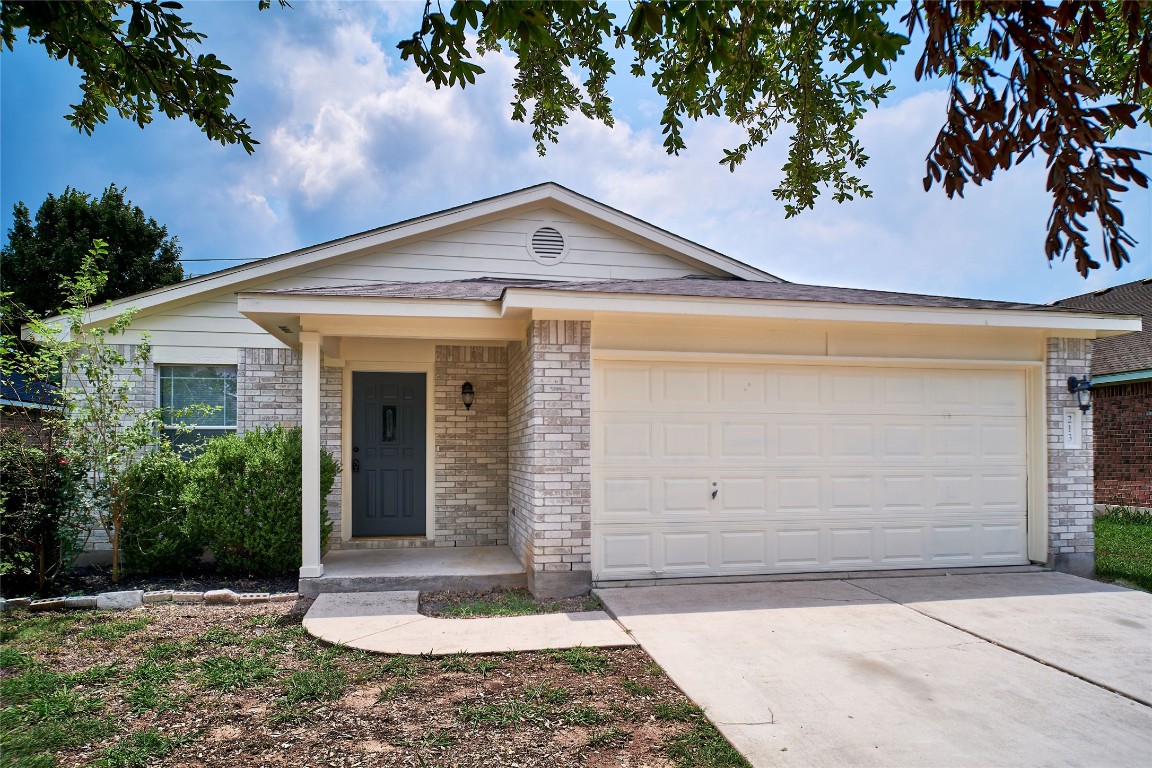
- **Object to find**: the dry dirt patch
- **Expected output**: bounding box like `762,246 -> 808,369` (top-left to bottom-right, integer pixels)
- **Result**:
1,601 -> 747,767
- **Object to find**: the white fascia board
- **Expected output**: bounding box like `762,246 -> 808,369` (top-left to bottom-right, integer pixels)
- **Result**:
57,183 -> 774,327
237,293 -> 503,319
499,288 -> 1143,335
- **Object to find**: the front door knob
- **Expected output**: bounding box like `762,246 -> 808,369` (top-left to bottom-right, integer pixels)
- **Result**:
352,458 -> 360,472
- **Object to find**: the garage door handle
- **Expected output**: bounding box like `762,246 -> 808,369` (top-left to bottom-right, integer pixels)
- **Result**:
711,489 -> 718,499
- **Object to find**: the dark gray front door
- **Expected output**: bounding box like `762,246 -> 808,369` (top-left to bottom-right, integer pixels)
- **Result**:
351,372 -> 426,536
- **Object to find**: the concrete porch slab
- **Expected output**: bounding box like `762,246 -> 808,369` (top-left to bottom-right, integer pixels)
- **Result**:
299,546 -> 527,597
302,591 -> 636,655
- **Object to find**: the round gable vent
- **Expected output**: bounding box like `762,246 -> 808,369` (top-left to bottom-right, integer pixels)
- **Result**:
528,226 -> 569,265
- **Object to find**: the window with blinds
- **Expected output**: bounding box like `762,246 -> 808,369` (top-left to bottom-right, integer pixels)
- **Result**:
158,365 -> 237,444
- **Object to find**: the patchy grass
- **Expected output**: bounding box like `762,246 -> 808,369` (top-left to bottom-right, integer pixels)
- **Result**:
621,677 -> 655,697
1095,508 -> 1152,592
279,666 -> 347,705
422,587 -> 602,617
0,602 -> 745,767
78,615 -> 151,641
666,720 -> 752,767
92,729 -> 188,768
550,646 -> 609,674
198,653 -> 275,691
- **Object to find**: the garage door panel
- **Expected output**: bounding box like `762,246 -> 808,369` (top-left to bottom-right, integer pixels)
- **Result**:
662,422 -> 710,459
662,532 -> 711,572
881,526 -> 928,563
600,414 -> 1025,466
830,528 -> 875,565
596,469 -> 1025,522
594,519 -> 1027,579
596,365 -> 1026,417
717,477 -> 771,513
663,477 -> 711,514
601,532 -> 654,572
593,361 -> 1031,580
719,531 -> 770,567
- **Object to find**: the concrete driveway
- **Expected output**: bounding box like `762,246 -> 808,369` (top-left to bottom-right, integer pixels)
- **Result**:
597,572 -> 1152,767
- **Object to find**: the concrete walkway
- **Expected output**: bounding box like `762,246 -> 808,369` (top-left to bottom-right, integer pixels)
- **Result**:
303,591 -> 636,655
598,573 -> 1152,768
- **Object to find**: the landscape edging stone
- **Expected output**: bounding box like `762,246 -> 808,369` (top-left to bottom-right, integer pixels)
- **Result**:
0,589 -> 300,613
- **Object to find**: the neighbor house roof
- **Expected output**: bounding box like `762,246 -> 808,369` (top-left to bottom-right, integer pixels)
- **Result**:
262,276 -> 1095,313
1054,278 -> 1152,378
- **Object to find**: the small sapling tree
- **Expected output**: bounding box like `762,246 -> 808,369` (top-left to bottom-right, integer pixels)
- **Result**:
12,240 -> 197,581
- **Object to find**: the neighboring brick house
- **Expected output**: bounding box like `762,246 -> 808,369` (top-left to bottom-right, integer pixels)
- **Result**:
49,184 -> 1139,593
1056,278 -> 1152,509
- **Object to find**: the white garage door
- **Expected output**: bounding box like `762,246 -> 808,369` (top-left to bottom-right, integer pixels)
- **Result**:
592,360 -> 1030,581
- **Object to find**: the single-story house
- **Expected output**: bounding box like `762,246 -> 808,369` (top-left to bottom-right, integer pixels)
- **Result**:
1055,279 -> 1152,509
65,184 -> 1140,595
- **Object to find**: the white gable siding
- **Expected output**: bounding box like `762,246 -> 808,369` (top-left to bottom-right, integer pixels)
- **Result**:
264,210 -> 719,288
120,209 -> 716,357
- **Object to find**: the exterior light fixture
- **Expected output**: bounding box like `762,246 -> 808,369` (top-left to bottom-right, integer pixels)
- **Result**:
1067,376 -> 1092,412
461,381 -> 474,410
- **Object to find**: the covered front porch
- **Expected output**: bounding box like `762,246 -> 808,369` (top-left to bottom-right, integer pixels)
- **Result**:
238,284 -> 594,598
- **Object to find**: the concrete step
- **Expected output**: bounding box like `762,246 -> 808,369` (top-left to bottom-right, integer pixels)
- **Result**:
299,546 -> 527,597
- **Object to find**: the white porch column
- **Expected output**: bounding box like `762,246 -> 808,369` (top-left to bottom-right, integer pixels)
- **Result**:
299,332 -> 324,578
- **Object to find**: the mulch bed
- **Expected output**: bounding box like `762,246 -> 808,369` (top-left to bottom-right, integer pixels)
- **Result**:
46,565 -> 299,598
0,602 -> 747,767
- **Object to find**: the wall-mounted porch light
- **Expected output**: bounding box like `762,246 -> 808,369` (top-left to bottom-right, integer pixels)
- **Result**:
1067,376 -> 1092,412
461,381 -> 474,410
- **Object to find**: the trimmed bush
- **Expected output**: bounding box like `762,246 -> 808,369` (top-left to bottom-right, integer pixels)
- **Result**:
182,426 -> 337,575
120,444 -> 201,575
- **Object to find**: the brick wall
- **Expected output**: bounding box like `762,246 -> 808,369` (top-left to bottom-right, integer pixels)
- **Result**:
1093,380 -> 1152,508
237,348 -> 301,431
320,365 -> 343,541
1046,337 -> 1095,574
433,345 -> 509,547
506,320 -> 592,597
507,339 -> 534,569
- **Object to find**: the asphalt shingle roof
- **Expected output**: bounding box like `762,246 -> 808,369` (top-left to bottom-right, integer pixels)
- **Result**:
261,276 -> 1089,313
1054,278 -> 1152,376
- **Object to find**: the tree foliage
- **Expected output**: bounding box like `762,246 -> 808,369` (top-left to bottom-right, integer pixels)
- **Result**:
401,0 -> 1151,276
3,1 -> 1148,277
0,0 -> 284,153
0,183 -> 183,337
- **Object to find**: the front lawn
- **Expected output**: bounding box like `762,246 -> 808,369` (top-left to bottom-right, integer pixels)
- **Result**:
1095,508 -> 1152,592
0,602 -> 748,768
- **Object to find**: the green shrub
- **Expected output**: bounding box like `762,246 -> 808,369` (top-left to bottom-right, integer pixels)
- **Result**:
0,427 -> 83,596
182,426 -> 337,575
120,444 -> 201,575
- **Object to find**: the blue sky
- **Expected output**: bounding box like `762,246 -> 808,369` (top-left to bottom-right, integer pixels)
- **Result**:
2,0 -> 1149,304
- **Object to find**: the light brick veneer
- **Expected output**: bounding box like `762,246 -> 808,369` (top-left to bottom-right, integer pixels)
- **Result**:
433,345 -> 509,546
507,320 -> 592,597
237,348 -> 302,431
320,365 -> 342,541
1047,337 -> 1095,575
